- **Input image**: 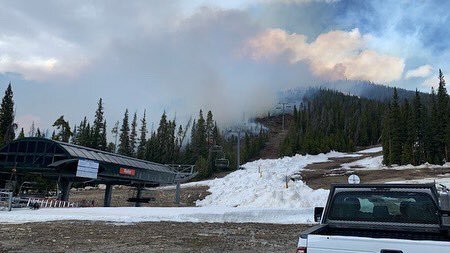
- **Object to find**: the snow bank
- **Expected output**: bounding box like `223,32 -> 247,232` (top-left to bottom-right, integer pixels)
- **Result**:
357,146 -> 382,154
0,207 -> 315,225
196,152 -> 346,208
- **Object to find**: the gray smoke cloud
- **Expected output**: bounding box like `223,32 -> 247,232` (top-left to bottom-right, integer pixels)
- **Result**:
2,0 -> 433,132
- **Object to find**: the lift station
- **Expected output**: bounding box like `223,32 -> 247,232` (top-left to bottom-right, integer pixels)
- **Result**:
0,137 -> 196,207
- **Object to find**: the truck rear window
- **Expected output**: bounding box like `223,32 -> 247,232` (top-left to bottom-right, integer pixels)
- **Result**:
327,191 -> 440,224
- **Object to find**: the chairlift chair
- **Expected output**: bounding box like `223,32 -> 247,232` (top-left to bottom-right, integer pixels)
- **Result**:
215,158 -> 230,168
211,145 -> 223,153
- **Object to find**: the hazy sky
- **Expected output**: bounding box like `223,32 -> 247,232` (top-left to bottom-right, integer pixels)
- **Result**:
0,0 -> 448,134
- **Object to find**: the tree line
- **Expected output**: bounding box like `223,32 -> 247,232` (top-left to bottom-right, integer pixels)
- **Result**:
382,70 -> 450,166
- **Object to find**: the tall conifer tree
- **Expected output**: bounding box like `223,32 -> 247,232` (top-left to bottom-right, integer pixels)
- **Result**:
137,110 -> 147,159
0,83 -> 15,144
118,109 -> 131,156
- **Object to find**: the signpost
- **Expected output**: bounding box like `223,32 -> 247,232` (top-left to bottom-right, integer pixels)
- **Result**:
76,159 -> 99,179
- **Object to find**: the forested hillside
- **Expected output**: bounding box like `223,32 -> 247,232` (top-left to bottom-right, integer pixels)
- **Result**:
280,89 -> 386,156
281,80 -> 429,104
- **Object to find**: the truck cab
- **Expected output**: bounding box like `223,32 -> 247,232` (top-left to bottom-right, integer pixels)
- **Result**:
297,184 -> 450,253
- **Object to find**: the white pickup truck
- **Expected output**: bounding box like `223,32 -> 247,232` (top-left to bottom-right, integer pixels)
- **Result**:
297,184 -> 450,253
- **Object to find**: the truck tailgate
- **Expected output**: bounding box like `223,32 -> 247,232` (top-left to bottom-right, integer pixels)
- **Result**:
307,234 -> 450,253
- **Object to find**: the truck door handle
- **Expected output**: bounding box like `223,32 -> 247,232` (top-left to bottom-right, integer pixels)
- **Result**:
381,250 -> 403,253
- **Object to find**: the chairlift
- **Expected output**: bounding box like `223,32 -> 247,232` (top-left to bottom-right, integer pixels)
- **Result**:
211,145 -> 223,153
215,158 -> 229,168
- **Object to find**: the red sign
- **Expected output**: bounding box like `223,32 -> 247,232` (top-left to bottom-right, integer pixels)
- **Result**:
119,168 -> 136,176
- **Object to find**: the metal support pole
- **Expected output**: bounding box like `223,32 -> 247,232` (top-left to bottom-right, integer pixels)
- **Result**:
104,184 -> 113,207
277,102 -> 291,131
8,192 -> 12,211
135,185 -> 142,207
58,178 -> 71,202
237,130 -> 241,170
174,181 -> 180,204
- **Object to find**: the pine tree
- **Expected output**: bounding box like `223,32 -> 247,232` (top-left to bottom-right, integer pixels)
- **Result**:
156,112 -> 169,163
193,110 -> 207,159
400,100 -> 413,164
18,128 -> 25,139
28,121 -> 36,137
436,69 -> 449,162
0,83 -> 15,145
36,128 -> 42,138
412,90 -> 425,165
389,88 -> 402,165
206,111 -> 214,146
137,110 -> 147,159
91,98 -> 105,150
100,120 -> 107,150
52,116 -> 72,142
130,112 -> 138,157
118,109 -> 131,156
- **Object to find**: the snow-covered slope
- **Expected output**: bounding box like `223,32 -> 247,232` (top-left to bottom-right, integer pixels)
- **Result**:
196,152 -> 357,208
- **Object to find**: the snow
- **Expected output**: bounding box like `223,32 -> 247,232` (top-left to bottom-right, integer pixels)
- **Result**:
195,152 -> 349,208
0,207 -> 315,224
357,146 -> 382,154
340,155 -> 383,170
340,155 -> 450,171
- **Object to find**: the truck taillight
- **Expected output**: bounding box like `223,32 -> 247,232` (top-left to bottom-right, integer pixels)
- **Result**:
296,247 -> 307,253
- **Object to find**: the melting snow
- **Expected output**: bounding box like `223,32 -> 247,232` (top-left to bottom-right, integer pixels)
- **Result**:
357,146 -> 382,154
196,152 -> 353,208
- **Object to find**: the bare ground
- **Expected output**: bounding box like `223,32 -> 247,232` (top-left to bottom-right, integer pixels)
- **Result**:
301,150 -> 450,189
257,115 -> 291,159
70,185 -> 210,207
0,221 -> 309,253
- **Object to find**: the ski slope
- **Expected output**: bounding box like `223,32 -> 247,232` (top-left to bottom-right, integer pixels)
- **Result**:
196,151 -> 358,208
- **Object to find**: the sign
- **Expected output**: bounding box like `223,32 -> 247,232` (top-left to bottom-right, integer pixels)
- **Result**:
119,168 -> 135,176
348,174 -> 361,184
76,159 -> 99,179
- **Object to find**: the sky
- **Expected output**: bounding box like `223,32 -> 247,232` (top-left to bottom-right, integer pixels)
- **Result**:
0,0 -> 449,135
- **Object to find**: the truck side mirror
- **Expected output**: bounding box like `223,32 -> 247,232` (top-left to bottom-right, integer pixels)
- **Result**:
314,207 -> 324,222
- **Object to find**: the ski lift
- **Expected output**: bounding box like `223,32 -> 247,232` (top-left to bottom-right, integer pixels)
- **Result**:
211,145 -> 223,153
127,187 -> 155,205
215,158 -> 230,168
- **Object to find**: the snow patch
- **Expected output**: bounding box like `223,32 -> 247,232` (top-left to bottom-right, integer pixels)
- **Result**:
341,156 -> 383,170
357,146 -> 382,154
0,207 -> 315,224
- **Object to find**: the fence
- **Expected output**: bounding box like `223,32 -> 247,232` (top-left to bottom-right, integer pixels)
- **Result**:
26,198 -> 79,208
0,191 -> 13,211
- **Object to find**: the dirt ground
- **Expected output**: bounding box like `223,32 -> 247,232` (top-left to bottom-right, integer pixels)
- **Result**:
69,185 -> 210,208
301,150 -> 450,189
0,221 -> 309,253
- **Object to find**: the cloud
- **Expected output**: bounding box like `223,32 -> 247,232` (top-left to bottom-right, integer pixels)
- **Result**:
243,28 -> 405,83
0,34 -> 88,81
421,72 -> 443,90
405,65 -> 433,79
